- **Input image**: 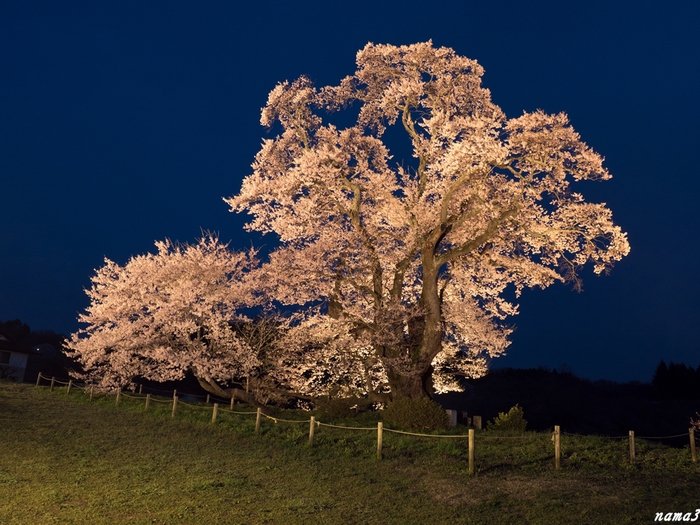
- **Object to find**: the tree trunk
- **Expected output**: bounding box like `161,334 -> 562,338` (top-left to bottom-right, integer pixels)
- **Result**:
385,365 -> 434,400
384,236 -> 444,400
195,375 -> 263,407
194,374 -> 315,407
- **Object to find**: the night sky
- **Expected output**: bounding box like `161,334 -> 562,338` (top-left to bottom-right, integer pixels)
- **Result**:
2,1 -> 698,383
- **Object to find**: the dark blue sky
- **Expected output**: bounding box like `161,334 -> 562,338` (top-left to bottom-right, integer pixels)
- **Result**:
2,1 -> 698,382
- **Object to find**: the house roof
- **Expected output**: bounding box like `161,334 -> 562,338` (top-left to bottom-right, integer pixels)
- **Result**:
0,333 -> 35,355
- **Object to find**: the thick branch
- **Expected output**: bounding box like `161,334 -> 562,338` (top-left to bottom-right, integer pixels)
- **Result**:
439,169 -> 482,224
401,106 -> 428,199
437,207 -> 519,266
194,375 -> 314,407
343,179 -> 384,308
390,244 -> 421,301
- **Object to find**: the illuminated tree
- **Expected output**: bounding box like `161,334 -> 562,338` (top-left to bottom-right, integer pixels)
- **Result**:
226,41 -> 629,399
67,235 -> 264,401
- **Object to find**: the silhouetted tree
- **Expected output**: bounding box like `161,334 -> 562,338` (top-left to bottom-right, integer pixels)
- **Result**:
0,319 -> 31,344
653,360 -> 699,399
652,360 -> 670,395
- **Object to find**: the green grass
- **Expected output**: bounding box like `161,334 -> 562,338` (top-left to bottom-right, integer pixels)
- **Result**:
1,380 -> 698,524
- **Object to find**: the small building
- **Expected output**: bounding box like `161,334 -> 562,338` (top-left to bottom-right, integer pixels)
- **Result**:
0,333 -> 34,382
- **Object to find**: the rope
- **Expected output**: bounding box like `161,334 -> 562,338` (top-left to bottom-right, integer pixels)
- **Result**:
381,428 -> 536,439
177,400 -> 213,409
261,414 -> 310,424
383,428 -> 469,438
316,422 -> 376,431
562,431 -> 689,440
120,393 -> 145,399
478,434 -> 541,440
636,433 -> 689,440
146,397 -> 173,404
563,432 -> 628,439
221,409 -> 258,415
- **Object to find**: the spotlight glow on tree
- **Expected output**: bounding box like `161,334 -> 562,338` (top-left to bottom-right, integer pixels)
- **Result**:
226,41 -> 629,399
67,235 -> 262,397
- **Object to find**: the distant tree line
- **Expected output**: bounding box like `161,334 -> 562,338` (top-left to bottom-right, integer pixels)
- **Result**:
652,360 -> 700,400
439,366 -> 699,438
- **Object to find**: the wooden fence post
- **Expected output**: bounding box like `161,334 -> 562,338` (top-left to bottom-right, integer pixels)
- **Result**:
139,384 -> 143,394
50,377 -> 55,392
309,416 -> 316,446
89,386 -> 94,402
145,394 -> 150,410
629,431 -> 635,463
206,394 -> 210,404
212,403 -> 219,424
35,373 -> 42,387
230,395 -> 235,410
116,390 -> 121,407
468,428 -> 475,475
255,407 -> 262,434
473,415 -> 482,430
67,380 -> 72,395
377,422 -> 384,460
554,425 -> 561,470
690,428 -> 697,463
173,389 -> 177,400
172,395 -> 178,418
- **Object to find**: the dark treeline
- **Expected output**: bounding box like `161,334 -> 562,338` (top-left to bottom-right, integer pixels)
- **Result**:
652,360 -> 700,400
437,365 -> 700,445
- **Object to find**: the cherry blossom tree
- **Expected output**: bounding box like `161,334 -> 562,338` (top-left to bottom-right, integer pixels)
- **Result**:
275,312 -> 390,400
67,235 -> 266,401
226,41 -> 630,400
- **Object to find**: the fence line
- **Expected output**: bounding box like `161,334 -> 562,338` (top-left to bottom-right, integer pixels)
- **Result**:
384,427 -> 480,439
31,372 -> 699,472
316,422 -> 376,431
563,431 -> 629,439
120,392 -> 144,400
145,397 -> 172,404
177,399 -> 216,409
223,409 -> 259,415
261,414 -> 310,424
563,430 -> 690,440
633,433 -> 690,440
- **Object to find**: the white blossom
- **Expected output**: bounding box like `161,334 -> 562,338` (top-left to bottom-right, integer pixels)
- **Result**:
226,42 -> 629,399
67,235 -> 259,391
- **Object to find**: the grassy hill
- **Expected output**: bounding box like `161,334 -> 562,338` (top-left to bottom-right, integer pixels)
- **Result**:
1,380 -> 698,524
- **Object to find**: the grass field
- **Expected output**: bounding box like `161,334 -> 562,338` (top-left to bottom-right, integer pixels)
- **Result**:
1,380 -> 698,524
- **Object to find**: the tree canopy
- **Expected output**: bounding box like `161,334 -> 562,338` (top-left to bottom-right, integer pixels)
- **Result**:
66,235 -> 262,397
226,41 -> 629,399
69,42 -> 629,403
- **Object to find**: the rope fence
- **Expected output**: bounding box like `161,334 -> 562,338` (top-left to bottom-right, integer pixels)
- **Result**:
316,422 -> 377,431
563,431 -> 691,440
33,373 -> 699,474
